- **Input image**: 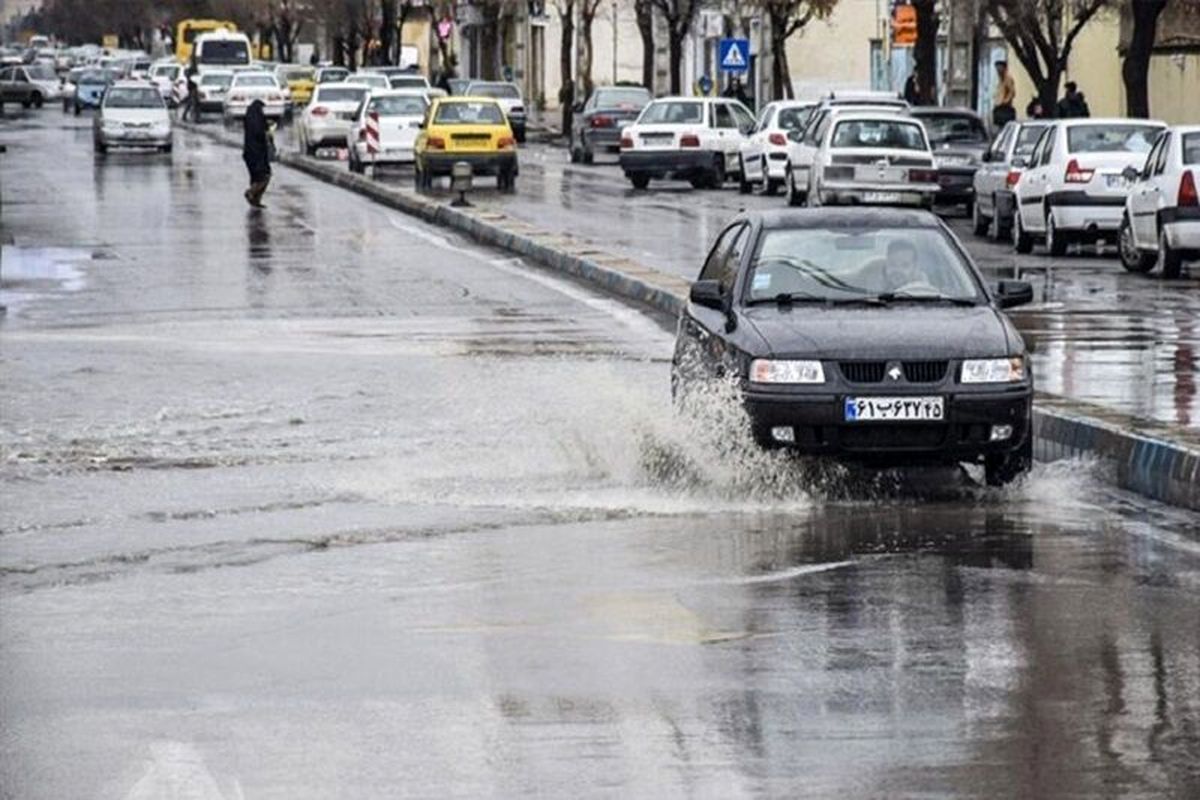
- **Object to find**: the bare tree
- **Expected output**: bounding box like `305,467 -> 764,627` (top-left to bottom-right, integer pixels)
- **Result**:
579,0 -> 604,97
752,0 -> 838,100
985,0 -> 1114,113
650,0 -> 702,94
556,0 -> 576,134
634,0 -> 655,90
912,0 -> 938,104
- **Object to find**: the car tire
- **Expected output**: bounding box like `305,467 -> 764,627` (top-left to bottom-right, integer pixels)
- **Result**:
31,92 -> 43,109
581,147 -> 594,165
160,144 -> 172,154
93,139 -> 106,155
706,156 -> 726,190
1158,224 -> 1184,279
786,167 -> 805,207
971,199 -> 990,237
569,138 -> 582,164
992,194 -> 1011,241
1013,205 -> 1034,254
737,157 -> 752,194
1118,215 -> 1155,273
630,174 -> 650,190
762,158 -> 780,196
73,102 -> 81,116
985,434 -> 1032,487
1046,211 -> 1068,257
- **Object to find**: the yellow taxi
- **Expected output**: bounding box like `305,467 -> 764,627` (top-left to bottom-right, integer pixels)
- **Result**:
275,64 -> 316,109
414,96 -> 518,192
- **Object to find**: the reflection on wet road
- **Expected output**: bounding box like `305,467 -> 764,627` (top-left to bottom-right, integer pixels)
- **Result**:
2,112 -> 1199,798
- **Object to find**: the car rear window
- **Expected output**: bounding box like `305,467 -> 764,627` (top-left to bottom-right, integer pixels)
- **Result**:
282,67 -> 313,81
639,101 -> 703,125
370,95 -> 427,116
234,74 -> 276,87
918,113 -> 988,145
390,76 -> 428,89
777,106 -> 812,130
469,83 -> 520,99
104,87 -> 163,109
593,88 -> 651,108
1182,133 -> 1200,165
747,227 -> 980,303
831,119 -> 926,150
317,86 -> 368,103
1014,124 -> 1048,155
319,69 -> 349,83
1067,124 -> 1161,154
201,74 -> 233,87
434,101 -> 505,124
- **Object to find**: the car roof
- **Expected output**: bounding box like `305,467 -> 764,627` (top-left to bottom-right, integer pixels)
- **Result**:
910,106 -> 981,117
109,80 -> 158,89
1055,117 -> 1166,127
365,89 -> 428,100
752,208 -> 942,230
828,111 -> 922,123
437,95 -> 501,104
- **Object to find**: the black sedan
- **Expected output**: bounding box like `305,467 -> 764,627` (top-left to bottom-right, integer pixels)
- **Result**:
671,208 -> 1035,485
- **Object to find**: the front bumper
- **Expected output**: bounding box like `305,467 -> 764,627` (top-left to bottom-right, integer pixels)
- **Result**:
354,141 -> 415,164
619,149 -> 713,178
420,151 -> 517,177
744,383 -> 1032,464
582,127 -> 623,152
97,129 -> 172,148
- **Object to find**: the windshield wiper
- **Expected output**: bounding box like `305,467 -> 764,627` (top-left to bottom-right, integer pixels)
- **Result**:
875,292 -> 977,307
747,292 -> 830,306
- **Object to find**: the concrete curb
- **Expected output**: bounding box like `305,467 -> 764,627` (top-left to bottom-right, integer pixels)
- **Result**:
185,122 -> 1199,511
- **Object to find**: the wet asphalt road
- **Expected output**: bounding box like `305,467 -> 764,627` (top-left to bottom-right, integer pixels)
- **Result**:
3,112 -> 1200,798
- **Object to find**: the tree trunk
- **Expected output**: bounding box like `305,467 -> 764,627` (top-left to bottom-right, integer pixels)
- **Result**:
380,0 -> 396,67
668,31 -> 683,94
1122,0 -> 1166,118
333,33 -> 346,66
635,1 -> 654,90
581,9 -> 596,98
1039,62 -> 1062,117
913,0 -> 939,104
480,5 -> 500,79
396,5 -> 412,66
772,34 -> 794,100
559,2 -> 575,136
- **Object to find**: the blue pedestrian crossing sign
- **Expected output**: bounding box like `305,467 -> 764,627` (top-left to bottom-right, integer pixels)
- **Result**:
719,38 -> 750,73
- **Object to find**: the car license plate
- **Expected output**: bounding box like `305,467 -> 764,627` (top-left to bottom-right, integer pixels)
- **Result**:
845,396 -> 944,422
862,191 -> 903,204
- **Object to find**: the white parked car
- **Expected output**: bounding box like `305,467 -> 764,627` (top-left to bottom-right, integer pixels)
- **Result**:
785,104 -> 907,206
223,71 -> 287,121
148,62 -> 184,106
1119,124 -> 1200,277
195,70 -> 234,116
465,81 -> 528,142
804,112 -> 938,209
346,73 -> 390,92
971,119 -> 1051,240
347,90 -> 428,173
618,96 -> 756,190
1012,118 -> 1166,256
737,100 -> 815,195
387,73 -> 431,93
297,83 -> 370,155
93,80 -> 172,155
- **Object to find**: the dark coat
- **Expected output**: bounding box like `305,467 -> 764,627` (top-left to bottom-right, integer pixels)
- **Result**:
242,100 -> 272,182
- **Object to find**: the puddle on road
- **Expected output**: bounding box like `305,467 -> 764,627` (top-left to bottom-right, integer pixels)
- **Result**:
0,245 -> 95,312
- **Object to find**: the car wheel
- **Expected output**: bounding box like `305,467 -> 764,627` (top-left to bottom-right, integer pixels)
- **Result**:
21,98 -> 32,109
786,167 -> 804,207
1013,205 -> 1033,254
1118,215 -> 1155,273
1158,224 -> 1184,278
630,174 -> 650,190
762,158 -> 780,196
737,156 -> 752,194
706,156 -> 726,190
1046,211 -> 1068,257
992,195 -> 1012,241
569,137 -> 582,164
581,147 -> 594,165
31,92 -> 43,109
985,435 -> 1032,487
971,199 -> 990,237
160,144 -> 172,154
93,139 -> 107,155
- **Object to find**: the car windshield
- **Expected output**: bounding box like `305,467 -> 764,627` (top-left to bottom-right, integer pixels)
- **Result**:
319,69 -> 348,83
469,83 -> 520,99
777,106 -> 812,130
1183,133 -> 1200,165
1014,124 -> 1048,155
77,69 -> 111,84
26,65 -> 56,80
747,227 -> 980,303
201,74 -> 233,88
103,87 -> 163,109
434,101 -> 505,124
918,113 -> 987,144
593,88 -> 650,108
234,74 -> 275,87
832,119 -> 926,150
197,41 -> 249,65
370,95 -> 427,116
317,86 -> 367,103
389,76 -> 428,89
639,101 -> 703,125
1067,124 -> 1162,153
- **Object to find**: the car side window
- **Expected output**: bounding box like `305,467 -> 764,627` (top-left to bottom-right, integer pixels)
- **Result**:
700,226 -> 737,282
732,104 -> 756,134
803,112 -> 826,145
1141,135 -> 1163,180
720,225 -> 749,291
991,124 -> 1013,160
757,105 -> 774,130
1152,132 -> 1171,175
1038,130 -> 1056,166
714,103 -> 736,130
0,68 -> 9,81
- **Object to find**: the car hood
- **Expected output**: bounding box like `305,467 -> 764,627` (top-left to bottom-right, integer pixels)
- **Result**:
743,304 -> 1016,359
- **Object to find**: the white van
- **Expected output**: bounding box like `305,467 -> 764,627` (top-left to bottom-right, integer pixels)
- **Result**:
192,29 -> 251,74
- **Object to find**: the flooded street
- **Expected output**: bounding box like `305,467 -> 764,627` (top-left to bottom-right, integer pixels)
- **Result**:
3,113 -> 1200,798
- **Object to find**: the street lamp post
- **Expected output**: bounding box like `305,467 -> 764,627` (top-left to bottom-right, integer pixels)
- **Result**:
612,0 -> 618,84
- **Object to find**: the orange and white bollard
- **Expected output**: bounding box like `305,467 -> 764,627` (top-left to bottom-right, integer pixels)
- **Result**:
365,111 -> 380,165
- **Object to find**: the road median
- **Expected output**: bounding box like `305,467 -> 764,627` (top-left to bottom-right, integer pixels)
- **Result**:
183,122 -> 1200,511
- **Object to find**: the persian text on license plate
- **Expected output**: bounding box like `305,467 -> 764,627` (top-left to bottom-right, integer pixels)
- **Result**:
861,191 -> 904,204
845,396 -> 944,422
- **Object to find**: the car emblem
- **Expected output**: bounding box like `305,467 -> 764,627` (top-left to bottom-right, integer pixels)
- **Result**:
887,365 -> 903,381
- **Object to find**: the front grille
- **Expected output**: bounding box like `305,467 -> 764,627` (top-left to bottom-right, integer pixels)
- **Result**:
839,361 -> 886,383
902,360 -> 948,383
839,425 -> 947,451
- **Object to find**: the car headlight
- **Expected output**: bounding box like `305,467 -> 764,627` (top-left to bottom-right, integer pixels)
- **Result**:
750,359 -> 825,384
961,357 -> 1025,383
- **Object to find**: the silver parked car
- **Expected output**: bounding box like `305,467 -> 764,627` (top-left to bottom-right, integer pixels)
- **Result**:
970,120 -> 1051,240
93,81 -> 172,155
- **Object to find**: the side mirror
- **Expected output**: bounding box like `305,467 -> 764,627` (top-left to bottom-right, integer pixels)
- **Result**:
689,279 -> 725,311
981,150 -> 993,163
995,279 -> 1034,309
786,129 -> 802,143
572,102 -> 584,114
1122,165 -> 1139,183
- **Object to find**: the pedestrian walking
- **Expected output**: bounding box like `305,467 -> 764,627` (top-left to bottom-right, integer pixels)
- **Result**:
184,64 -> 199,122
992,60 -> 1016,129
1056,82 -> 1091,119
242,100 -> 272,208
723,76 -> 751,109
903,71 -> 920,106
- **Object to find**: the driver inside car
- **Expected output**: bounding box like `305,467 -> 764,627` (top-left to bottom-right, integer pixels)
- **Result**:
882,239 -> 927,292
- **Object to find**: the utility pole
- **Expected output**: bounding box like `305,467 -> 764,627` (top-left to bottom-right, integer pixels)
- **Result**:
612,0 -> 618,84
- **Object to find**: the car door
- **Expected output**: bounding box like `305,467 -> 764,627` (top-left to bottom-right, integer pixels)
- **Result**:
678,223 -> 748,378
1129,133 -> 1165,245
743,104 -> 774,177
979,123 -> 1014,214
1147,132 -> 1174,244
1019,127 -> 1054,232
712,102 -> 740,170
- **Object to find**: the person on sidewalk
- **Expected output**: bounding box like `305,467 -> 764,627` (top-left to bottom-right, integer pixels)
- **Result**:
1056,82 -> 1091,119
242,100 -> 272,208
903,71 -> 920,106
992,60 -> 1016,129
